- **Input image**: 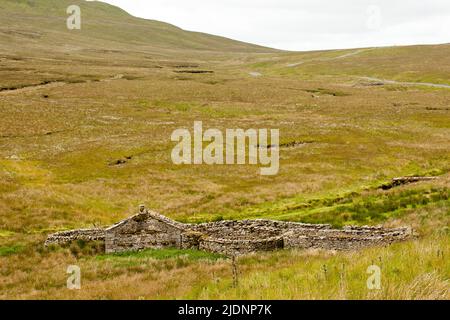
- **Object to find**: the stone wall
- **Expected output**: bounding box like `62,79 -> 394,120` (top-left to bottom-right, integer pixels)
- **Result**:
45,207 -> 414,256
179,231 -> 204,250
45,228 -> 105,246
284,226 -> 412,251
199,236 -> 284,256
192,219 -> 332,240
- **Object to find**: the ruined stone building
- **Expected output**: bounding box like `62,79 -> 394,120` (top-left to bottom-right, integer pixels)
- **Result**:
45,206 -> 413,256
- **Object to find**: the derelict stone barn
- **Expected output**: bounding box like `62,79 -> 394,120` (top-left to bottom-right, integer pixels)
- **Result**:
45,205 -> 413,256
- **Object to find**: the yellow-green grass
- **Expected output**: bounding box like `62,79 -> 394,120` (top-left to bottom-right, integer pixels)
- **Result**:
191,235 -> 449,300
0,0 -> 449,300
0,212 -> 448,299
246,44 -> 450,86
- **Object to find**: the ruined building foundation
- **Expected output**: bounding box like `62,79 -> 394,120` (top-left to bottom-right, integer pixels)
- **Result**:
45,206 -> 413,256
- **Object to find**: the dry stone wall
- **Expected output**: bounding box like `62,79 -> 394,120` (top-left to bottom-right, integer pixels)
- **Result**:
191,219 -> 331,240
45,229 -> 105,246
284,226 -> 412,251
199,236 -> 284,256
45,207 -> 413,256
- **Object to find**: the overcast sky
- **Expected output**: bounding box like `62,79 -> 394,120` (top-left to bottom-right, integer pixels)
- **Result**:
99,0 -> 450,51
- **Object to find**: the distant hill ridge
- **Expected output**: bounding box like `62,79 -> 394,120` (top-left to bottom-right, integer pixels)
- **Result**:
0,0 -> 277,54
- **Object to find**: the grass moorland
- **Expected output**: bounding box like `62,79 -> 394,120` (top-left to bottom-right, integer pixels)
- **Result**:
0,0 -> 448,299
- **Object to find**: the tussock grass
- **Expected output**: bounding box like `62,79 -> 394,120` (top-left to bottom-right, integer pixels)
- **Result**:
0,0 -> 449,300
0,244 -> 24,257
190,236 -> 449,300
97,248 -> 224,262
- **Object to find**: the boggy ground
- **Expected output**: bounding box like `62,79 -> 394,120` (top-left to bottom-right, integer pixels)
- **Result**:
0,0 -> 449,299
1,52 -> 448,298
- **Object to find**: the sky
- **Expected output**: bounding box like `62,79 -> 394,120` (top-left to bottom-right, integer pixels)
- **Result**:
99,0 -> 450,51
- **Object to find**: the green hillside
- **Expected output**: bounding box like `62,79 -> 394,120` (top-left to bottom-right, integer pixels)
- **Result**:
0,0 -> 276,55
248,44 -> 450,85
